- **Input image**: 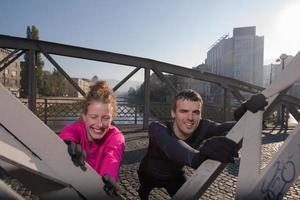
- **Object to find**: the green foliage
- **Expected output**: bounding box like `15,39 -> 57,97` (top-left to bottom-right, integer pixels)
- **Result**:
20,25 -> 70,97
20,62 -> 28,97
129,73 -> 183,104
43,69 -> 70,96
20,25 -> 45,97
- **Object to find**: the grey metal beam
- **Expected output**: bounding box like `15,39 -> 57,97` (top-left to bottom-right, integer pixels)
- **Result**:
0,50 -> 24,72
0,35 -> 263,94
143,68 -> 150,129
287,103 -> 300,122
113,67 -> 141,92
0,48 -> 19,65
28,49 -> 36,112
230,88 -> 246,103
263,95 -> 281,120
174,51 -> 300,200
223,88 -> 231,121
42,51 -> 86,97
151,65 -> 177,96
0,179 -> 26,200
282,94 -> 300,106
0,83 -> 109,199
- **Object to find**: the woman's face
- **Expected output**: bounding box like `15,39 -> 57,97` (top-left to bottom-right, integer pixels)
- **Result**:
82,101 -> 113,141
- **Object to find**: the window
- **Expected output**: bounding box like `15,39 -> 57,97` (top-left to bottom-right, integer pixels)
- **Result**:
11,71 -> 16,77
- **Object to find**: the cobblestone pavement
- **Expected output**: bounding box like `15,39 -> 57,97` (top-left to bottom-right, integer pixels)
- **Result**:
118,129 -> 300,200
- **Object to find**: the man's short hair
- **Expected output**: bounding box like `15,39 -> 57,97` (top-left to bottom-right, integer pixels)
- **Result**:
172,89 -> 203,111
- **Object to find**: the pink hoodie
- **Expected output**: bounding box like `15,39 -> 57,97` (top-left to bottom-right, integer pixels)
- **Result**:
59,120 -> 125,180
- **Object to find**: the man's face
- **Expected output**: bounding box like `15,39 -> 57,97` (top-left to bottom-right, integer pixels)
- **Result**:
171,99 -> 202,139
82,101 -> 113,141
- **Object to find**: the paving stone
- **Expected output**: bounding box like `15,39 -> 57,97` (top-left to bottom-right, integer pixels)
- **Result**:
119,129 -> 300,199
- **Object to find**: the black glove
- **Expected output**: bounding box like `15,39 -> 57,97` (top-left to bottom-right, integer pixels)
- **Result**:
65,141 -> 87,171
102,174 -> 120,197
195,136 -> 238,164
244,93 -> 268,113
234,93 -> 268,120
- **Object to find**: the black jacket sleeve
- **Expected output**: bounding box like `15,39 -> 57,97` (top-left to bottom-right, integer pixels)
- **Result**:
148,122 -> 199,167
207,121 -> 236,137
233,103 -> 247,121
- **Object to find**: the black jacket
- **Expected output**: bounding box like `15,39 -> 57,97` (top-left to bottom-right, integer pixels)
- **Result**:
138,119 -> 236,180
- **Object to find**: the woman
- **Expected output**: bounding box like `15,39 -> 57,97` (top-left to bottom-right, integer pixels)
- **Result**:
59,80 -> 125,196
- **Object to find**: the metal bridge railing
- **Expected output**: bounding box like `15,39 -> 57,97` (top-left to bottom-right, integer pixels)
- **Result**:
19,97 -> 232,132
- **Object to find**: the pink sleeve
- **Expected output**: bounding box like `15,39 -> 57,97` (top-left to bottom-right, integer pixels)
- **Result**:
99,133 -> 125,181
59,122 -> 82,143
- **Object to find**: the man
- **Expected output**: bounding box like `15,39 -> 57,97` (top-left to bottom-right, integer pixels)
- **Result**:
138,89 -> 267,199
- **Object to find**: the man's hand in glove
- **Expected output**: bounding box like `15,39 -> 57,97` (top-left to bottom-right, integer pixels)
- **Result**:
195,136 -> 239,165
244,93 -> 268,113
102,174 -> 121,197
234,93 -> 268,120
65,141 -> 87,171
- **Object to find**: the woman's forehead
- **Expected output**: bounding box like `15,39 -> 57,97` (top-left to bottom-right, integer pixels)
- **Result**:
87,102 -> 112,113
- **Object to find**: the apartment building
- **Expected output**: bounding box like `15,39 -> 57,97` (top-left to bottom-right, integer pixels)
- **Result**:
0,48 -> 21,96
68,78 -> 91,97
205,26 -> 264,104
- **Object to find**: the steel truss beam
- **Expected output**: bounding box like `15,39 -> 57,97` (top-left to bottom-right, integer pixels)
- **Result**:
173,51 -> 300,200
0,34 -> 263,93
0,84 -> 110,199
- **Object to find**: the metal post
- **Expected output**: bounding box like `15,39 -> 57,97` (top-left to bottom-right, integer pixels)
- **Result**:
223,88 -> 231,121
280,56 -> 289,129
143,67 -> 150,129
270,63 -> 273,84
44,98 -> 48,124
28,49 -> 36,112
134,104 -> 138,125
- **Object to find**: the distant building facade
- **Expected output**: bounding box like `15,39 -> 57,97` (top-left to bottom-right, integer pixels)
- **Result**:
205,26 -> 264,104
207,26 -> 264,85
68,78 -> 91,97
0,48 -> 21,96
272,55 -> 300,99
190,63 -> 212,103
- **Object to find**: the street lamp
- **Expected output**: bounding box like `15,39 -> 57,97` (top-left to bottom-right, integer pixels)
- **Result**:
270,63 -> 273,84
276,53 -> 289,130
276,53 -> 288,70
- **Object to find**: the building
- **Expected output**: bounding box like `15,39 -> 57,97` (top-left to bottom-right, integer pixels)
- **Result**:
68,78 -> 91,97
206,26 -> 264,104
262,63 -> 276,88
0,48 -> 21,96
207,26 -> 264,85
191,63 -> 212,103
272,55 -> 300,99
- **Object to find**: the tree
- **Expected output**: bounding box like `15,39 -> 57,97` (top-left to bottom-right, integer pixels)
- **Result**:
20,25 -> 45,97
42,69 -> 69,96
129,73 -> 176,104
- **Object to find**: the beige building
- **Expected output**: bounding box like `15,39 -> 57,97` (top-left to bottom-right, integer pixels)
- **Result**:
0,48 -> 21,96
68,78 -> 91,97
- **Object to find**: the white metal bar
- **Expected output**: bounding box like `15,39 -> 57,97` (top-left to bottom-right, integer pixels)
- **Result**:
0,179 -> 26,200
0,126 -> 65,185
173,51 -> 300,200
0,84 -> 109,199
235,94 -> 277,197
241,123 -> 300,199
236,51 -> 300,199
